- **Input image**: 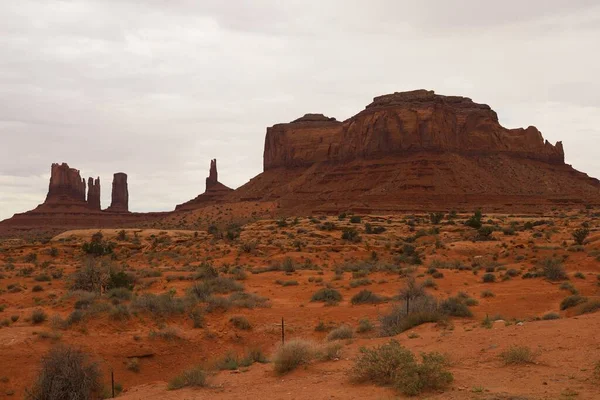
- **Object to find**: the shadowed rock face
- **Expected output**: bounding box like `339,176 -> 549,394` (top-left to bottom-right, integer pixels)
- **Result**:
87,177 -> 101,210
175,159 -> 233,211
45,163 -> 87,204
107,173 -> 129,213
263,90 -> 564,170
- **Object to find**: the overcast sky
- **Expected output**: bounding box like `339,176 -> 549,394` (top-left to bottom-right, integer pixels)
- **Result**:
1,0 -> 599,221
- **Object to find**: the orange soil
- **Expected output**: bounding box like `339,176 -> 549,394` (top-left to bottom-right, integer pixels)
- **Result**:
0,210 -> 599,399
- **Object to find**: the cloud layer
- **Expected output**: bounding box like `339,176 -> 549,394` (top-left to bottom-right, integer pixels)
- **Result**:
1,0 -> 599,220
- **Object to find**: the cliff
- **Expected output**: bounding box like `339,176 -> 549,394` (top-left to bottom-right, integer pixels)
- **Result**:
263,90 -> 564,170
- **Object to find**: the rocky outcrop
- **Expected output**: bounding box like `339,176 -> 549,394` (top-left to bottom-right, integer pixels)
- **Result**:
106,173 -> 129,213
263,90 -> 565,170
45,163 -> 87,204
232,89 -> 600,213
87,177 -> 101,210
176,159 -> 234,211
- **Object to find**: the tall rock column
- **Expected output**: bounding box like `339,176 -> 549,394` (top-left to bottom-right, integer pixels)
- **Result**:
87,177 -> 101,210
106,173 -> 129,212
206,159 -> 218,188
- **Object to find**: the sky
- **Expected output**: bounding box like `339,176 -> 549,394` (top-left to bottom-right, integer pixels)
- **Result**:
1,0 -> 599,221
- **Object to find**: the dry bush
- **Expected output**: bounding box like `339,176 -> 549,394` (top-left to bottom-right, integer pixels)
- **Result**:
326,325 -> 353,341
500,346 -> 536,365
26,345 -> 102,400
273,339 -> 316,374
168,367 -> 207,390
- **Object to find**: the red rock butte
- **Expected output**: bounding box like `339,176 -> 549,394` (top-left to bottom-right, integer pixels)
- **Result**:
230,89 -> 599,213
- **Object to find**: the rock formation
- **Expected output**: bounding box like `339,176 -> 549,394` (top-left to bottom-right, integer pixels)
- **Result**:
233,89 -> 600,213
44,163 -> 87,204
106,173 -> 129,213
176,159 -> 234,211
87,177 -> 101,210
264,90 -> 564,170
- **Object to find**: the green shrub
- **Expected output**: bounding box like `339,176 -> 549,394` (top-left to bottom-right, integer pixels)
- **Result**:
351,340 -> 452,396
482,273 -> 496,283
326,325 -> 353,341
81,232 -> 114,256
429,212 -> 444,225
341,228 -> 361,243
32,285 -> 44,292
500,346 -> 536,365
439,297 -> 473,317
465,210 -> 482,229
311,288 -> 342,303
572,228 -> 590,245
380,297 -> 444,336
541,312 -> 560,320
350,216 -> 362,223
273,339 -> 315,375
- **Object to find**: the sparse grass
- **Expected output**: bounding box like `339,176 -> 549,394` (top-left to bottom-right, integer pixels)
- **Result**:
168,367 -> 207,390
273,339 -> 315,375
351,340 -> 453,396
576,300 -> 600,315
229,316 -> 251,330
149,326 -> 181,341
500,346 -> 536,365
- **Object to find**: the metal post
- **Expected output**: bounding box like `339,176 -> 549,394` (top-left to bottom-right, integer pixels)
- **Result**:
281,317 -> 285,345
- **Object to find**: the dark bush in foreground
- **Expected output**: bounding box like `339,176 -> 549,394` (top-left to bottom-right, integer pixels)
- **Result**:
351,340 -> 453,396
26,345 -> 102,400
541,258 -> 567,281
351,290 -> 384,305
379,296 -> 444,336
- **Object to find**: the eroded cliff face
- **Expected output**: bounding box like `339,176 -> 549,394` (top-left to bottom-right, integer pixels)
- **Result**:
45,163 -> 87,204
263,90 -> 564,170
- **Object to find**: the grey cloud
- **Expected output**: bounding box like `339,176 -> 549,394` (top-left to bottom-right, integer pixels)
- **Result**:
1,0 -> 599,220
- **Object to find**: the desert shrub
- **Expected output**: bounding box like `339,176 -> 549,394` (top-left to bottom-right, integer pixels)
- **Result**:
380,296 -> 443,336
228,292 -> 269,309
187,277 -> 243,301
106,287 -> 133,301
26,345 -> 102,399
35,274 -> 51,282
574,272 -> 586,279
32,285 -> 44,292
351,340 -> 453,396
541,312 -> 560,320
476,226 -> 494,241
194,263 -> 219,280
342,228 -> 361,243
541,258 -> 567,281
229,316 -> 251,330
107,270 -> 135,290
204,296 -> 233,313
132,293 -> 185,316
560,295 -> 587,310
576,300 -> 600,315
481,290 -> 495,298
110,305 -> 130,321
49,247 -> 59,257
357,318 -> 374,333
429,212 -> 444,225
572,228 -> 590,245
350,216 -> 362,223
126,358 -> 140,372
239,240 -> 258,254
31,309 -> 47,324
326,325 -> 353,341
465,210 -> 482,229
188,308 -> 204,328
273,339 -> 315,374
168,367 -> 207,390
81,232 -> 114,256
559,282 -> 578,294
319,222 -> 336,231
149,326 -> 181,340
311,288 -> 342,303
439,297 -> 473,317
70,259 -> 110,293
500,346 -> 536,365
351,290 -> 384,305
317,343 -> 343,361
482,273 -> 496,283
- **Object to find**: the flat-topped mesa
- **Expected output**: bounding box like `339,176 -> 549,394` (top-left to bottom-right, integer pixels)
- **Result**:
175,159 -> 233,211
106,173 -> 129,213
87,177 -> 101,210
45,163 -> 87,204
263,90 -> 565,170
